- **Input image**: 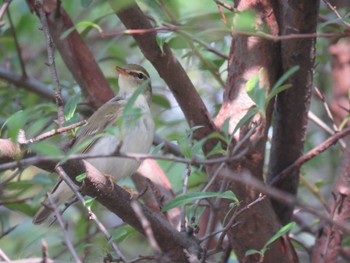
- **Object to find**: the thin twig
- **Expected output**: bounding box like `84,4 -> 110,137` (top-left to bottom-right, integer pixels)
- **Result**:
159,0 -> 177,24
0,146 -> 242,172
130,199 -> 161,253
41,240 -> 48,262
0,0 -> 11,26
35,0 -> 65,127
46,192 -> 82,263
308,111 -> 346,149
202,195 -> 265,250
7,8 -> 27,77
270,126 -> 350,186
181,163 -> 191,232
221,168 -> 350,235
314,87 -> 340,134
322,0 -> 350,28
0,249 -> 10,262
55,165 -> 127,262
214,0 -> 235,12
23,120 -> 87,144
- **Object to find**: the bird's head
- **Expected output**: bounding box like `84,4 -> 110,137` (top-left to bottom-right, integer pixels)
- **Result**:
116,64 -> 152,105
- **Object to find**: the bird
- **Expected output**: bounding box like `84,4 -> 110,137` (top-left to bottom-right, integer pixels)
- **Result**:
33,64 -> 155,224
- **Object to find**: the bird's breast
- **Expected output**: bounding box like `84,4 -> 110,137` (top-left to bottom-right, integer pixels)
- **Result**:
86,110 -> 154,181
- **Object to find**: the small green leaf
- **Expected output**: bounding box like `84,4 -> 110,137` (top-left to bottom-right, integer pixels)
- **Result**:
265,84 -> 292,109
85,197 -> 96,209
191,138 -> 205,157
64,93 -> 80,121
75,173 -> 87,183
110,225 -> 136,243
221,118 -> 230,139
339,113 -> 350,131
245,68 -> 267,109
178,137 -> 192,158
245,249 -> 262,256
206,141 -> 226,157
271,66 -> 299,92
29,141 -> 63,157
245,72 -> 260,98
315,181 -> 325,188
162,191 -> 238,212
60,21 -> 103,40
81,0 -> 93,7
264,221 -> 296,248
232,107 -> 259,135
206,131 -> 228,144
152,143 -> 164,154
152,94 -> 171,109
1,110 -> 27,142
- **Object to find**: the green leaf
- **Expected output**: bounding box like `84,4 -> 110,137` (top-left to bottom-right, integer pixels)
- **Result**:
232,107 -> 259,135
191,138 -> 205,157
1,110 -> 27,142
75,173 -> 87,183
232,10 -> 257,32
5,203 -> 33,216
178,136 -> 192,158
245,68 -> 266,110
206,141 -> 226,157
85,197 -> 96,209
206,131 -> 228,145
152,143 -> 164,154
81,0 -> 93,7
339,113 -> 350,131
264,65 -> 299,109
29,141 -> 63,157
64,93 -> 80,121
162,191 -> 238,212
271,66 -> 299,92
152,94 -> 171,109
60,21 -> 103,40
245,249 -> 262,256
264,221 -> 296,248
221,118 -> 230,139
264,84 -> 292,109
110,225 -> 137,243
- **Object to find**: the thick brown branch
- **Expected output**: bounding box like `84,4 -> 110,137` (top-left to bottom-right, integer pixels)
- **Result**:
268,0 -> 320,224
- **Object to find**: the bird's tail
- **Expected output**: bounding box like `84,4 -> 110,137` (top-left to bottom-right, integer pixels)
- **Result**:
32,180 -> 73,225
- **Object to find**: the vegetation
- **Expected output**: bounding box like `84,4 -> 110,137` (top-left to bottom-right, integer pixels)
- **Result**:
0,0 -> 349,262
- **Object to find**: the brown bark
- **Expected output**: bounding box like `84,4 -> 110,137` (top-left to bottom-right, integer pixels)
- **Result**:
268,0 -> 320,224
213,0 -> 298,262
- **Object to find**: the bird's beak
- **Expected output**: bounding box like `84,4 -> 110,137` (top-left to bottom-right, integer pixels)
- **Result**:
115,66 -> 129,76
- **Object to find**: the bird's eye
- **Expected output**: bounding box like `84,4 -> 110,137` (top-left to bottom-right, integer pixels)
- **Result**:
137,73 -> 144,79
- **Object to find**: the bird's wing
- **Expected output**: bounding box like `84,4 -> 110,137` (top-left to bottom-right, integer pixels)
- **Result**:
72,97 -> 126,153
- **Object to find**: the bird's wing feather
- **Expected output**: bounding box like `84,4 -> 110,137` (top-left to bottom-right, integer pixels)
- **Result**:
73,97 -> 126,153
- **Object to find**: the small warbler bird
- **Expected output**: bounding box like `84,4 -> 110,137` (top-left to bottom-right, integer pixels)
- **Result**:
33,64 -> 155,224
